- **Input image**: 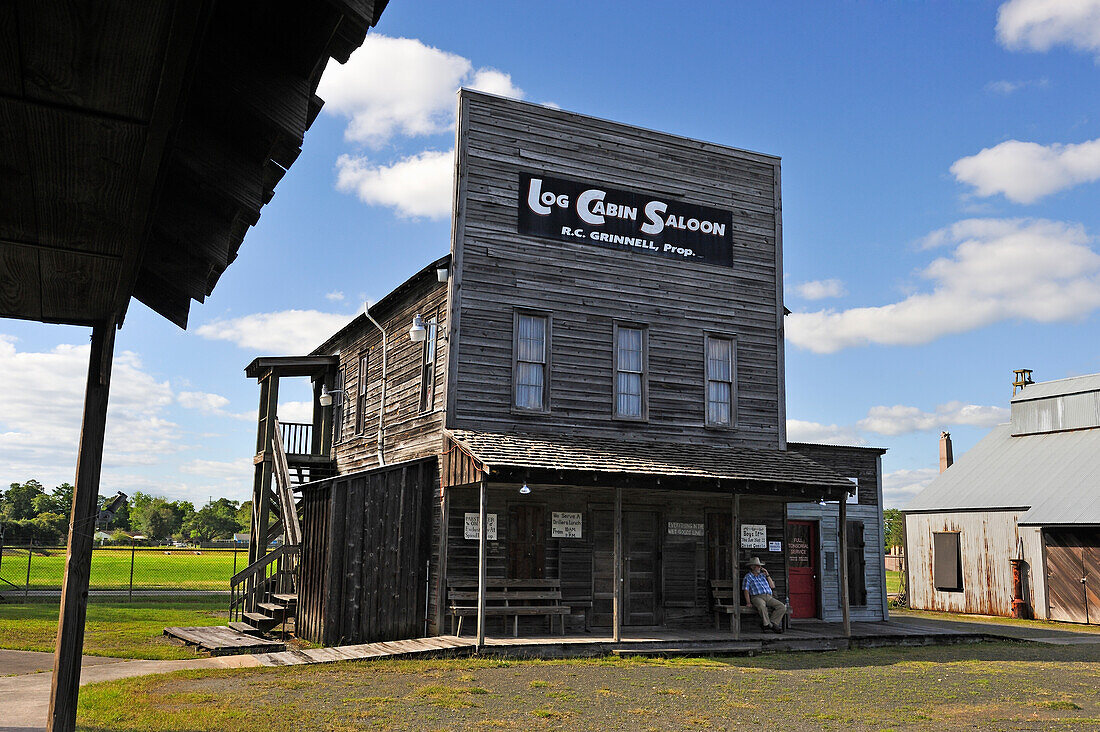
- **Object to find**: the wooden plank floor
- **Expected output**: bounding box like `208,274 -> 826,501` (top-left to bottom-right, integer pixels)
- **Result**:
163,626 -> 287,656
251,619 -> 987,667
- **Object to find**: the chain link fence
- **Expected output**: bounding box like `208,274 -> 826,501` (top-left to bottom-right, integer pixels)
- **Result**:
0,540 -> 244,602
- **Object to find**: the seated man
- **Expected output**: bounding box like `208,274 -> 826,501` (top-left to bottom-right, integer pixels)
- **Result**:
742,557 -> 785,633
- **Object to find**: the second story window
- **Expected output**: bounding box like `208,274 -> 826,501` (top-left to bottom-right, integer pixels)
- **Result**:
614,324 -> 646,419
514,312 -> 549,411
705,335 -> 735,427
419,317 -> 438,412
332,365 -> 346,444
355,352 -> 369,434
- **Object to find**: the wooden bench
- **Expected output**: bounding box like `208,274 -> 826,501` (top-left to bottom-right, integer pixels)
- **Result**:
447,578 -> 572,637
711,579 -> 791,632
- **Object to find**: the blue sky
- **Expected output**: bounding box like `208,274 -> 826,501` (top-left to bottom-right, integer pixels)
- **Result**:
3,0 -> 1099,508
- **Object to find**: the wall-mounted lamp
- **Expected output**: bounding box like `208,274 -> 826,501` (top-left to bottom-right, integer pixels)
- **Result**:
519,482 -> 531,495
319,384 -> 345,407
436,265 -> 450,283
409,313 -> 427,342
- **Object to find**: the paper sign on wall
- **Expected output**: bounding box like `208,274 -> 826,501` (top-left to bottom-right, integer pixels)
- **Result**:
741,524 -> 767,549
668,522 -> 704,537
768,540 -> 782,552
464,513 -> 497,540
552,512 -> 582,538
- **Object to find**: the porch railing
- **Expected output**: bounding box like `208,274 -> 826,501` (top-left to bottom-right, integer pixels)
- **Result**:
230,543 -> 299,621
279,421 -> 312,455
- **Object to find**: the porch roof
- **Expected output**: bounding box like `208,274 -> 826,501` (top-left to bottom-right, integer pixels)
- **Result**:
446,429 -> 856,494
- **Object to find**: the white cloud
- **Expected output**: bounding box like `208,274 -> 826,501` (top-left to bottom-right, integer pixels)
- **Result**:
0,335 -> 180,487
997,0 -> 1100,60
786,419 -> 866,446
858,402 -> 1009,436
318,35 -> 524,148
985,78 -> 1049,95
335,149 -> 454,219
787,218 -> 1100,353
179,458 -> 252,484
951,138 -> 1100,203
195,310 -> 355,354
325,291 -> 345,302
884,467 -> 940,509
177,390 -> 253,421
277,400 -> 313,424
795,279 -> 847,300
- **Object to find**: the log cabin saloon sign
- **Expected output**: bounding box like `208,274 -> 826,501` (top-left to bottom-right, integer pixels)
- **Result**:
517,173 -> 734,267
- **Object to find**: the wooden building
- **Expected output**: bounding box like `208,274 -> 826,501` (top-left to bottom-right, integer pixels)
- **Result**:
247,91 -> 888,647
905,373 -> 1100,624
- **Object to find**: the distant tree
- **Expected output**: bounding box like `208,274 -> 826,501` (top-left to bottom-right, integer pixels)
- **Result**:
2,480 -> 46,520
52,483 -> 74,512
185,498 -> 242,542
32,512 -> 68,544
883,508 -> 904,552
236,500 -> 252,532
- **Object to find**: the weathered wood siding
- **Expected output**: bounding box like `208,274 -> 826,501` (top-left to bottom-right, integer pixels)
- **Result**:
446,90 -> 785,448
327,273 -> 449,472
904,510 -> 1029,618
443,483 -> 788,634
297,458 -> 436,646
787,444 -> 887,621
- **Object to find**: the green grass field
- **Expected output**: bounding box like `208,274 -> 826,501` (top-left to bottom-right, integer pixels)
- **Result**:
0,546 -> 244,591
75,643 -> 1100,730
886,569 -> 903,594
0,599 -> 228,659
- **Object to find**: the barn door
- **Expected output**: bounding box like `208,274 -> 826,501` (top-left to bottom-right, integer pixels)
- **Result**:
1046,530 -> 1089,623
508,505 -> 545,579
1085,544 -> 1100,623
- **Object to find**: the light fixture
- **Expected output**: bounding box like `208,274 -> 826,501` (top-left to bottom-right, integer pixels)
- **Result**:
519,482 -> 531,495
319,384 -> 344,407
436,265 -> 450,282
409,313 -> 427,342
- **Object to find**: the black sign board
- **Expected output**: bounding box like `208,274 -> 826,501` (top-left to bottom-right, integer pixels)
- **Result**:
516,173 -> 733,267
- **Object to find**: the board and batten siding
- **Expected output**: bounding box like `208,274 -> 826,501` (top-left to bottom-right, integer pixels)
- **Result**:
446,90 -> 786,448
904,510 -> 1044,618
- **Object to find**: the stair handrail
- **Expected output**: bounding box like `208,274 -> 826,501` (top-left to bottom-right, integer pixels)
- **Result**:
231,543 -> 289,587
271,419 -> 302,546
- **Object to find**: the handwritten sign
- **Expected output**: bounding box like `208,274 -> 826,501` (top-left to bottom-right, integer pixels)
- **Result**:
667,522 -> 704,537
741,523 -> 767,549
552,512 -> 582,538
464,513 -> 497,540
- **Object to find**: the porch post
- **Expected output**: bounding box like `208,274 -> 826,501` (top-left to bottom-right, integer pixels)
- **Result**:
613,484 -> 622,643
731,492 -> 740,640
476,479 -> 488,649
839,497 -> 851,637
48,321 -> 116,732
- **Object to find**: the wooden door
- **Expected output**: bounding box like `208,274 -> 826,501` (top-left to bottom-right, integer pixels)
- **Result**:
706,512 -> 733,582
507,505 -> 545,579
591,508 -> 614,627
1085,544 -> 1100,624
787,520 -> 818,618
1046,530 -> 1088,624
623,510 -> 658,625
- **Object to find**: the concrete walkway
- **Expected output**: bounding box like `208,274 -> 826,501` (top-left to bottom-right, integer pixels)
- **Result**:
0,650 -> 260,732
890,611 -> 1100,645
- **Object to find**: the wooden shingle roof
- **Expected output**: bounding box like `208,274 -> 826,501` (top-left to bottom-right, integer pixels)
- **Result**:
447,429 -> 856,490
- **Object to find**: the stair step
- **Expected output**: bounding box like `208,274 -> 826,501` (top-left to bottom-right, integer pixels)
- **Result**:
243,612 -> 274,625
228,621 -> 268,637
257,602 -> 287,614
273,594 -> 297,603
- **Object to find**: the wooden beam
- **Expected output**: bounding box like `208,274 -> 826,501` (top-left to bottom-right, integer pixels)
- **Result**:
839,498 -> 851,638
475,479 -> 487,650
612,484 -> 622,643
731,492 -> 740,640
47,321 -> 116,732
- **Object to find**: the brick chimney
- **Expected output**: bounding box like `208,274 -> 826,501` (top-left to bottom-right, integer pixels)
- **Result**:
939,431 -> 953,473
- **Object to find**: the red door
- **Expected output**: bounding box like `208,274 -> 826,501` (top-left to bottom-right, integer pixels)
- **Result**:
787,521 -> 819,618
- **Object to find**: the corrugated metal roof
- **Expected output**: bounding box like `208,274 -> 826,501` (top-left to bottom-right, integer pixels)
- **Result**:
1011,373 -> 1100,402
904,423 -> 1100,524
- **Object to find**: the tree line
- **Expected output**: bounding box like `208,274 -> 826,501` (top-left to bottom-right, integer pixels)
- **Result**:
1,479 -> 253,545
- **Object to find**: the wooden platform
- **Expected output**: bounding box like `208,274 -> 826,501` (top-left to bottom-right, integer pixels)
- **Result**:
164,626 -> 286,656
251,618 -> 993,667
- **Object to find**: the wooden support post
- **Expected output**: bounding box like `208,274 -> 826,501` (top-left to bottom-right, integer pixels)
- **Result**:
613,484 -> 622,643
250,373 -> 279,566
48,322 -> 116,732
731,492 -> 740,640
476,479 -> 487,649
839,497 -> 851,638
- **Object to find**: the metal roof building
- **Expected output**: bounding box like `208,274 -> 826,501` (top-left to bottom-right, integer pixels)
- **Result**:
904,373 -> 1100,626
